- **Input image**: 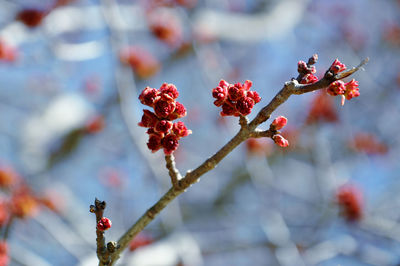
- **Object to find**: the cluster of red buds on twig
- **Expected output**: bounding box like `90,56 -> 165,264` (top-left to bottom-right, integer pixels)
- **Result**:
138,83 -> 192,154
212,79 -> 261,116
326,59 -> 360,105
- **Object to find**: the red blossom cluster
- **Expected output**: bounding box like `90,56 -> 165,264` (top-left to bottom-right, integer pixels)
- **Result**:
269,116 -> 289,148
97,217 -> 112,231
212,79 -> 261,116
336,184 -> 364,222
120,46 -> 160,79
326,59 -> 360,105
139,83 -> 192,154
297,54 -> 319,84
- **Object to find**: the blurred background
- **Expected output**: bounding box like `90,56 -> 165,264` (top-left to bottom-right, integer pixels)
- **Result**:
0,0 -> 399,265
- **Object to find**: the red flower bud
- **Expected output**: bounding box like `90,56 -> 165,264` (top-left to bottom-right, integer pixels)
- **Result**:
236,97 -> 255,116
138,110 -> 159,128
220,102 -> 237,116
271,116 -> 287,130
172,121 -> 192,138
272,134 -> 289,147
300,74 -> 318,84
228,84 -> 246,101
297,60 -> 308,73
97,217 -> 112,231
147,134 -> 163,152
247,91 -> 261,103
159,83 -> 179,99
327,80 -> 346,96
329,59 -> 346,74
344,79 -> 360,100
154,98 -> 176,118
139,87 -> 159,107
168,101 -> 186,120
162,134 -> 179,155
155,120 -> 173,133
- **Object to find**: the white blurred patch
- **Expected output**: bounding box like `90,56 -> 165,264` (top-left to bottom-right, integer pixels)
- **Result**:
21,93 -> 93,172
125,232 -> 203,266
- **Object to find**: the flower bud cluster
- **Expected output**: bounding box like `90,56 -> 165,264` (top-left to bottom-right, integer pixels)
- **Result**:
297,54 -> 319,85
139,83 -> 192,155
326,59 -> 360,104
212,79 -> 261,116
327,79 -> 360,100
270,116 -> 289,148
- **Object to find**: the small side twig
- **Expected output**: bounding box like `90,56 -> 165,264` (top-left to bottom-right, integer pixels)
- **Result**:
249,129 -> 275,138
165,154 -> 182,189
90,198 -> 109,266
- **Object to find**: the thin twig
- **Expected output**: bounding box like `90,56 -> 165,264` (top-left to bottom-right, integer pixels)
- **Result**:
90,199 -> 109,266
165,155 -> 182,189
107,57 -> 367,265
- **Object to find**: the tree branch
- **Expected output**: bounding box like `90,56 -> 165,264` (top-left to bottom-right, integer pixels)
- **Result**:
106,57 -> 367,265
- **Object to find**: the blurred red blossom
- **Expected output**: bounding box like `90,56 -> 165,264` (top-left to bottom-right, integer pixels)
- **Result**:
10,187 -> 39,219
306,91 -> 338,124
16,8 -> 47,28
383,22 -> 400,47
37,189 -> 65,213
85,115 -> 105,134
0,41 -> 18,62
99,168 -> 126,189
120,46 -> 160,79
0,166 -> 19,189
349,132 -> 388,155
246,138 -> 272,157
336,184 -> 364,222
0,241 -> 9,266
129,233 -> 154,252
148,9 -> 183,48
